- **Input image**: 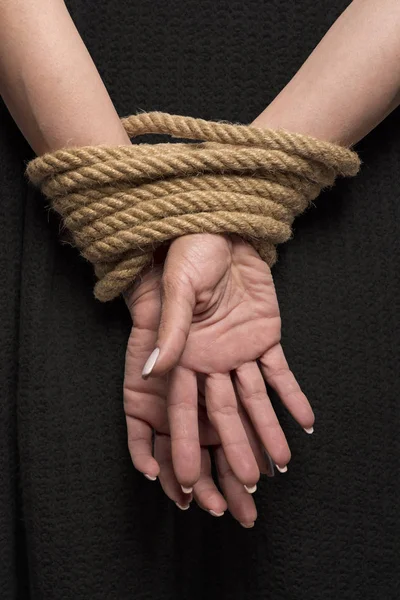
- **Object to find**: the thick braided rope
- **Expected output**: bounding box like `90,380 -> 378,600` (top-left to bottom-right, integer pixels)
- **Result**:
25,111 -> 361,301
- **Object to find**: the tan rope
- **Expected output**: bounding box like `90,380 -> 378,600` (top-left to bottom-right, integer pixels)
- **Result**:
25,111 -> 361,301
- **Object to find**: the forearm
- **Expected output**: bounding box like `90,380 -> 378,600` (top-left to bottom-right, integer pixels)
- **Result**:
0,0 -> 131,155
252,0 -> 400,146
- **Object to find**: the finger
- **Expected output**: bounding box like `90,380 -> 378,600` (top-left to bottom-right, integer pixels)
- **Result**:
124,312 -> 170,437
126,415 -> 160,480
167,366 -> 200,491
192,448 -> 227,517
259,343 -> 315,432
205,373 -> 259,490
214,445 -> 257,528
154,434 -> 193,510
235,361 -> 291,469
142,269 -> 195,378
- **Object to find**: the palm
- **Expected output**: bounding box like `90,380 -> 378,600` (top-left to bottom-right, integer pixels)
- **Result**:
175,236 -> 281,373
124,233 -> 313,524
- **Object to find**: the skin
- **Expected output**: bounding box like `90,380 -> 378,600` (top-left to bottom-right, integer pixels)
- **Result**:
1,0 -> 400,525
124,251 -> 275,523
127,234 -> 314,482
124,234 -> 310,523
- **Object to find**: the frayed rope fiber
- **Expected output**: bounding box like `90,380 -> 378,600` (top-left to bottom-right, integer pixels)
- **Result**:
25,111 -> 361,301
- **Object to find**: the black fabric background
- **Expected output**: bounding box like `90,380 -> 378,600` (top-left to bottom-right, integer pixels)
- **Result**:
0,0 -> 399,598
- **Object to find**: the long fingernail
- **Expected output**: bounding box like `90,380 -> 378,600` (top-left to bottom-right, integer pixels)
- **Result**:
304,426 -> 314,434
209,510 -> 224,517
275,464 -> 288,473
176,502 -> 190,511
240,522 -> 255,529
244,484 -> 257,494
142,348 -> 160,377
144,473 -> 157,481
181,485 -> 193,494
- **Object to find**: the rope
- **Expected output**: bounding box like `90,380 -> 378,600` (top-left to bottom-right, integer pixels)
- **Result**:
25,111 -> 361,301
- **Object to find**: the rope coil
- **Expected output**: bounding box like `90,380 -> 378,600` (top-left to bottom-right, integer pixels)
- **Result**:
25,111 -> 361,301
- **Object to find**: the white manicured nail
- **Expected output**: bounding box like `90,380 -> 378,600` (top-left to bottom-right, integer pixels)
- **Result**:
244,484 -> 257,494
142,348 -> 160,377
144,474 -> 157,481
209,510 -> 224,517
181,485 -> 193,494
304,426 -> 314,434
275,464 -> 288,473
240,522 -> 255,529
176,502 -> 190,511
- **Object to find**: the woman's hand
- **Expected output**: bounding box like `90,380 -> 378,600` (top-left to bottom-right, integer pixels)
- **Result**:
139,233 -> 314,493
123,265 -> 273,527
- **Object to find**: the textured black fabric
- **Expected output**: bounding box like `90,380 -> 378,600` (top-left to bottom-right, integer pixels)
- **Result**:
1,0 -> 400,598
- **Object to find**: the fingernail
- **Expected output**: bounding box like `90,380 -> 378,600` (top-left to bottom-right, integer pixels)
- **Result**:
142,348 -> 160,377
176,502 -> 190,511
240,522 -> 255,529
209,510 -> 224,517
304,426 -> 314,434
244,484 -> 257,494
144,473 -> 157,481
181,485 -> 193,494
275,464 -> 288,473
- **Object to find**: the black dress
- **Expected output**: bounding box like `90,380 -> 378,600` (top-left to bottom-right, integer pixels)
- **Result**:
1,1 -> 399,598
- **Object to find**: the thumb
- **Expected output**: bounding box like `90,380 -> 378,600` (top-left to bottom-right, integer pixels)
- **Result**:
142,270 -> 195,378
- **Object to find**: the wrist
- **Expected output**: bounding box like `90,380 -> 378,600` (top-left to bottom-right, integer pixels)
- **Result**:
251,103 -> 350,147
